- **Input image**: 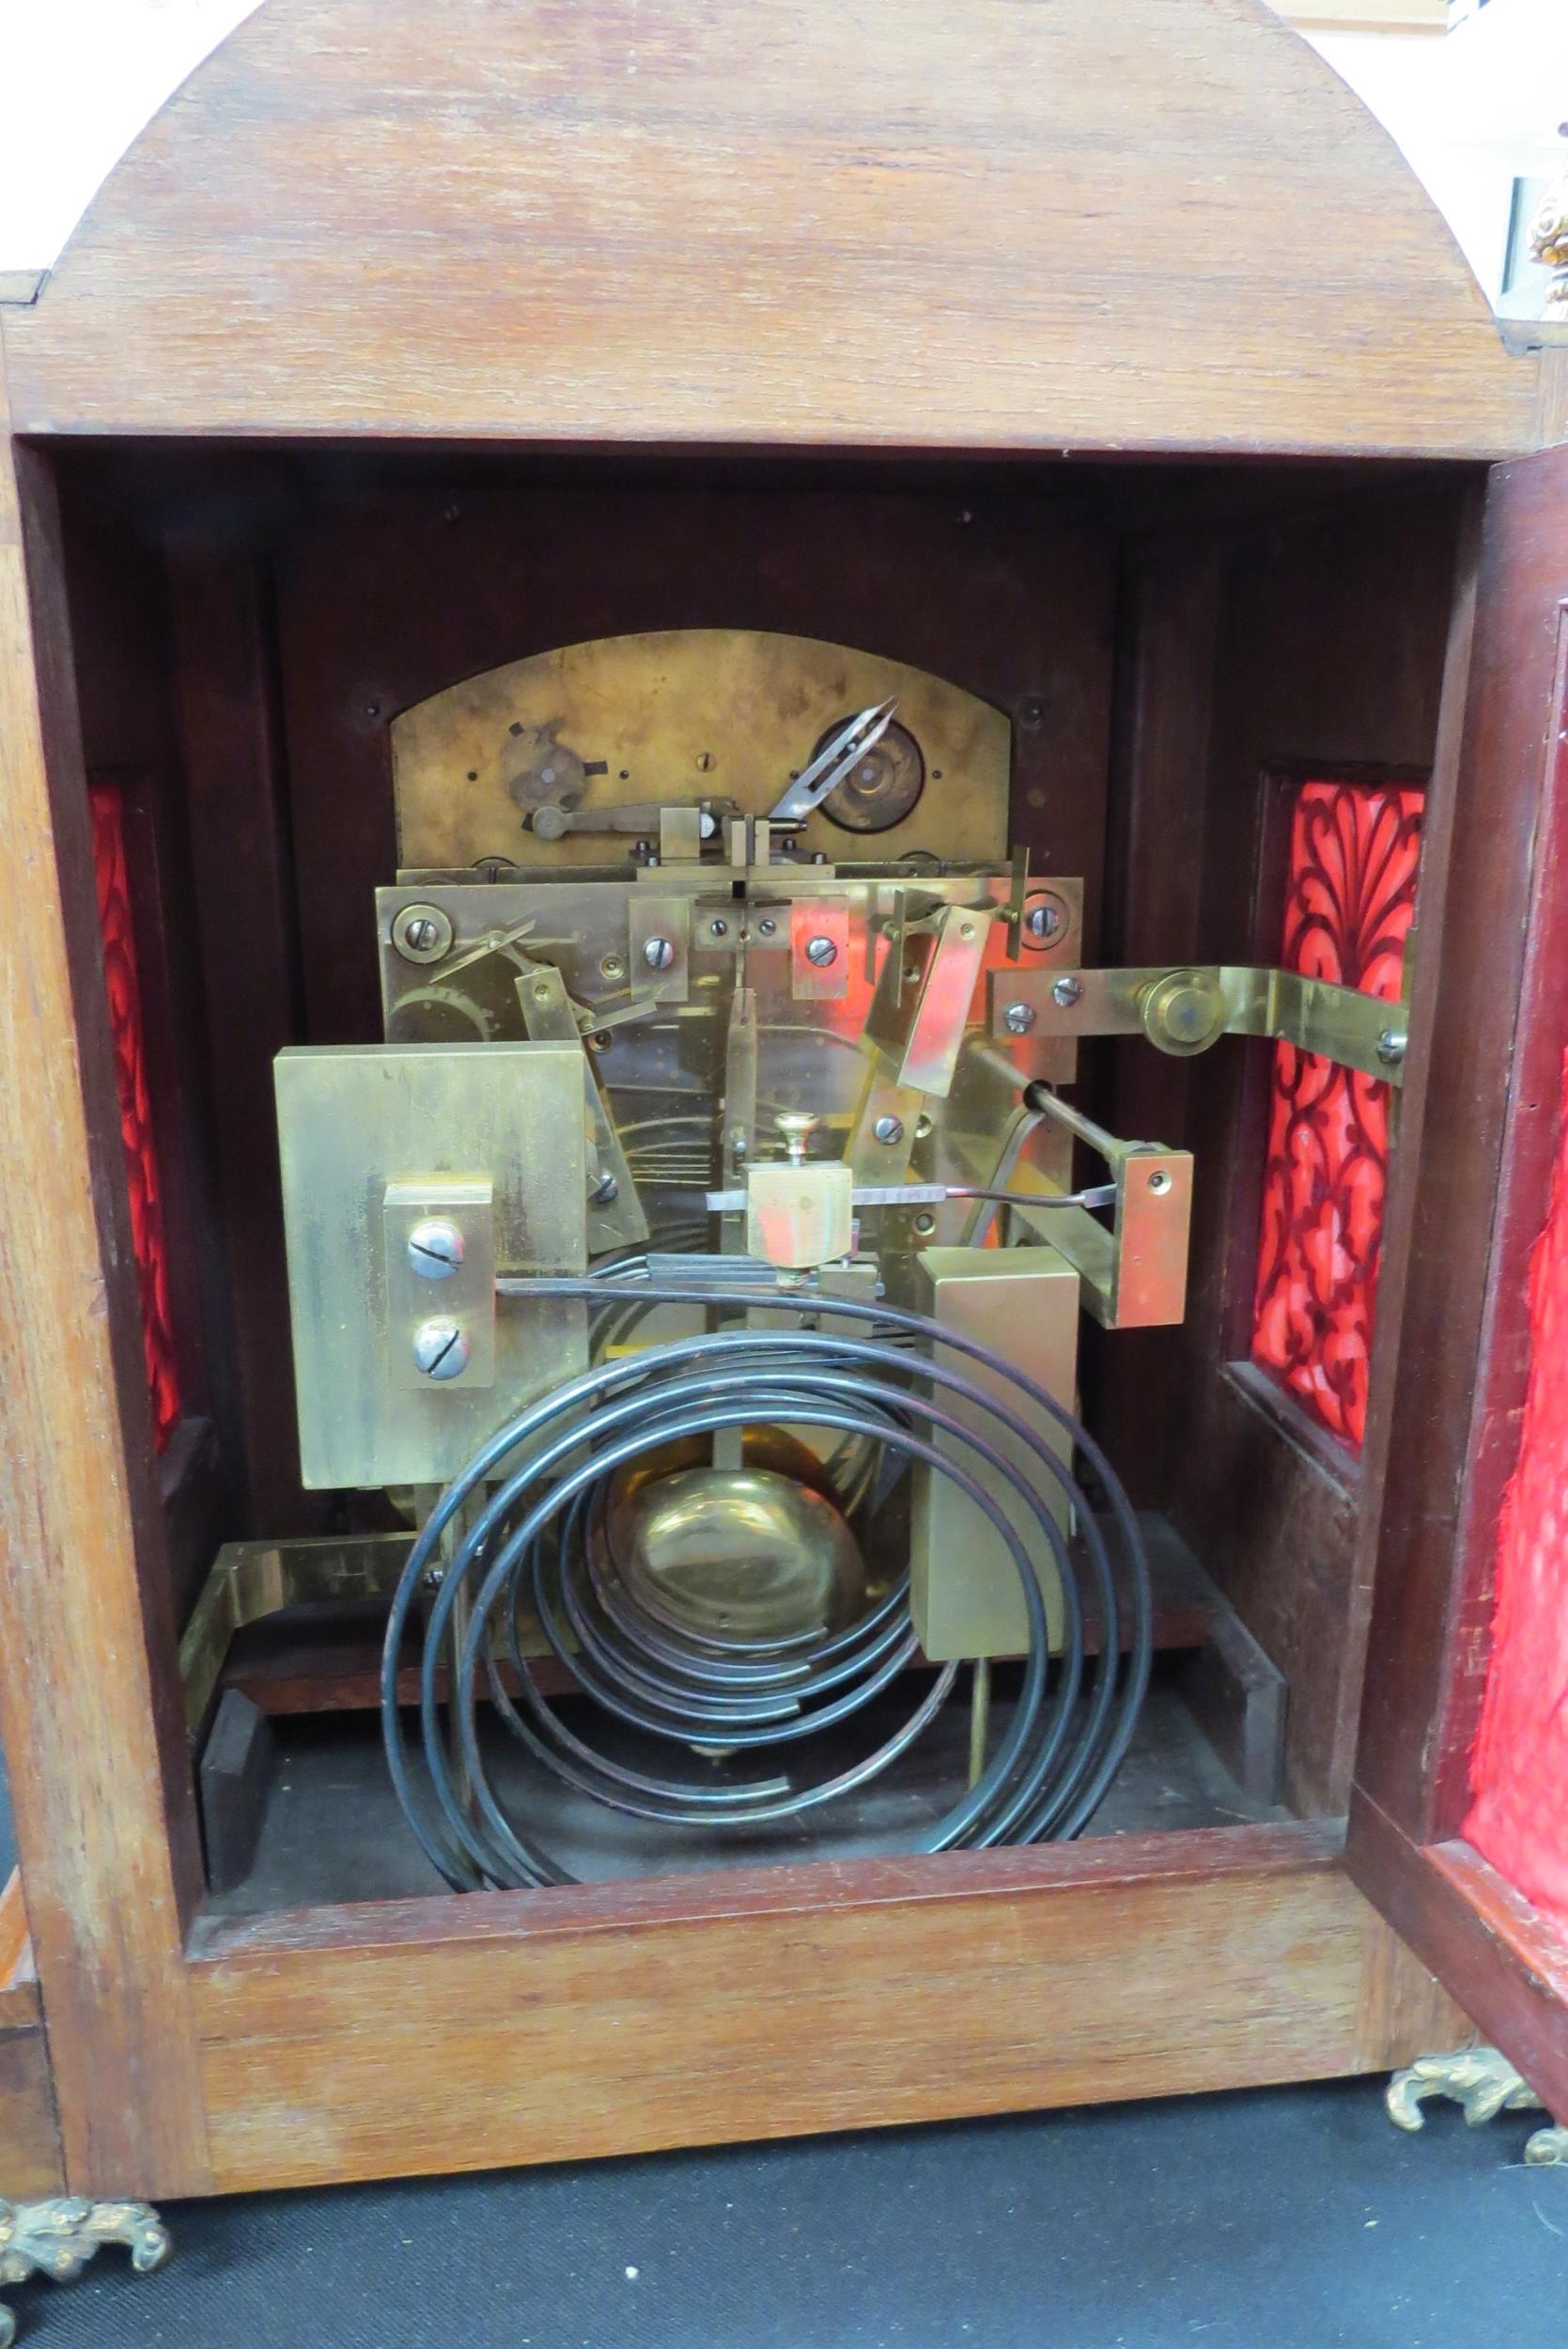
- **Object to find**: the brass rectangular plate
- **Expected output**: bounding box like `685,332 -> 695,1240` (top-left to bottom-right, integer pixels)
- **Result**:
275,1041 -> 588,1488
910,1246 -> 1079,1660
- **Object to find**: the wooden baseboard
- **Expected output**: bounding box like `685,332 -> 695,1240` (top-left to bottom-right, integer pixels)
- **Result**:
186,1822 -> 1456,2196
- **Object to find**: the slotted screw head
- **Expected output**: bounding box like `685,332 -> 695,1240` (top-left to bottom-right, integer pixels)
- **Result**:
1376,1027 -> 1408,1068
407,1218 -> 464,1280
873,1114 -> 905,1145
1002,1001 -> 1035,1034
643,936 -> 675,970
412,1318 -> 471,1380
805,935 -> 838,967
392,902 -> 454,963
1051,975 -> 1084,1009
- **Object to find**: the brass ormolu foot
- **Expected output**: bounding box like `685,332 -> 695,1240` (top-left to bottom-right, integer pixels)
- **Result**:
0,2198 -> 170,2344
1388,2045 -> 1568,2167
1387,2044 -> 1545,2133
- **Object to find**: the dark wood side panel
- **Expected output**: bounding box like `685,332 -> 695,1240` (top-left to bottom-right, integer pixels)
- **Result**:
56,485 -> 245,1615
1356,444 -> 1568,1844
1105,486 -> 1469,1814
0,418 -> 211,2198
167,546 -> 313,1537
188,1828 -> 1462,2195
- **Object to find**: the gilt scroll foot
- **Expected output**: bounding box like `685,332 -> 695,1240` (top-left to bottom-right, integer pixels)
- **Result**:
0,2198 -> 170,2345
1524,2124 -> 1568,2167
1388,2044 -> 1545,2135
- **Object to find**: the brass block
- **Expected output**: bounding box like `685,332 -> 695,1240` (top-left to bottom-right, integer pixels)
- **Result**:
275,1041 -> 588,1488
745,1162 -> 854,1269
910,1246 -> 1079,1662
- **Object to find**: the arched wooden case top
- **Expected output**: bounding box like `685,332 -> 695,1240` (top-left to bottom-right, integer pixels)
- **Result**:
1,0 -> 1544,455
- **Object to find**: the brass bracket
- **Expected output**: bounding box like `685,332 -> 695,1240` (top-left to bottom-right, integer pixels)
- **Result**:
179,1534 -> 412,1735
866,902 -> 997,1098
988,1079 -> 1193,1330
988,962 -> 1408,1085
514,958 -> 650,1252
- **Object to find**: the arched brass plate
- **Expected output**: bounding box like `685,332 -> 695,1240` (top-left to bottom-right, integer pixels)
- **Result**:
391,630 -> 1009,870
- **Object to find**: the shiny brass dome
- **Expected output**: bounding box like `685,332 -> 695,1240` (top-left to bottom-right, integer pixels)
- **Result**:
606,1464 -> 868,1644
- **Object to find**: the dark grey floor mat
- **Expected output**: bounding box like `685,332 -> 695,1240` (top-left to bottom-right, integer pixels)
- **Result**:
8,2077 -> 1562,2349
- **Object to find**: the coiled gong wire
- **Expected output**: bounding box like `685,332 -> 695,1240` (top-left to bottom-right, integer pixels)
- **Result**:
380,1276 -> 1153,1890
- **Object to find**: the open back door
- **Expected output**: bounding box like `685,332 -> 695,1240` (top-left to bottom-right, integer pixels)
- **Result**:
1348,441 -> 1568,2118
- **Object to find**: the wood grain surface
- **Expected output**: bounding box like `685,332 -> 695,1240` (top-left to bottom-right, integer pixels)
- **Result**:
187,1827 -> 1462,2194
0,412 -> 211,2198
0,0 -> 1535,454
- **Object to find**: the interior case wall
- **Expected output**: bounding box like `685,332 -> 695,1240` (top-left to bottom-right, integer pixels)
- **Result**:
1095,478 -> 1473,1817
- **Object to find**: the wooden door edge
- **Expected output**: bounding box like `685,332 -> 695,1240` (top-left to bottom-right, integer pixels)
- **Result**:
1346,1786 -> 1568,2118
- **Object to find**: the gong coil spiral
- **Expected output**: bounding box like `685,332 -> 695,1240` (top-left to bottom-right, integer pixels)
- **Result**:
381,1277 -> 1153,1890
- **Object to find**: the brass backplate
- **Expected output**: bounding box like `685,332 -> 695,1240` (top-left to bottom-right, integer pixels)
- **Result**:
909,1246 -> 1079,1661
390,630 -> 1010,869
275,1042 -> 588,1488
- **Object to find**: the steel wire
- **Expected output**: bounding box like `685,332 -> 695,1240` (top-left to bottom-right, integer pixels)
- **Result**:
380,1282 -> 1151,1890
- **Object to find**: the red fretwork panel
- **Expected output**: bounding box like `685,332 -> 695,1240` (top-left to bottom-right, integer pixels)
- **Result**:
1466,1045 -> 1568,1930
88,781 -> 181,1452
1250,778 -> 1424,1451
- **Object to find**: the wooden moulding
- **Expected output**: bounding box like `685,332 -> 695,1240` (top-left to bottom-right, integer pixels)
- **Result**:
185,1826 -> 1463,2196
0,0 -> 1537,456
